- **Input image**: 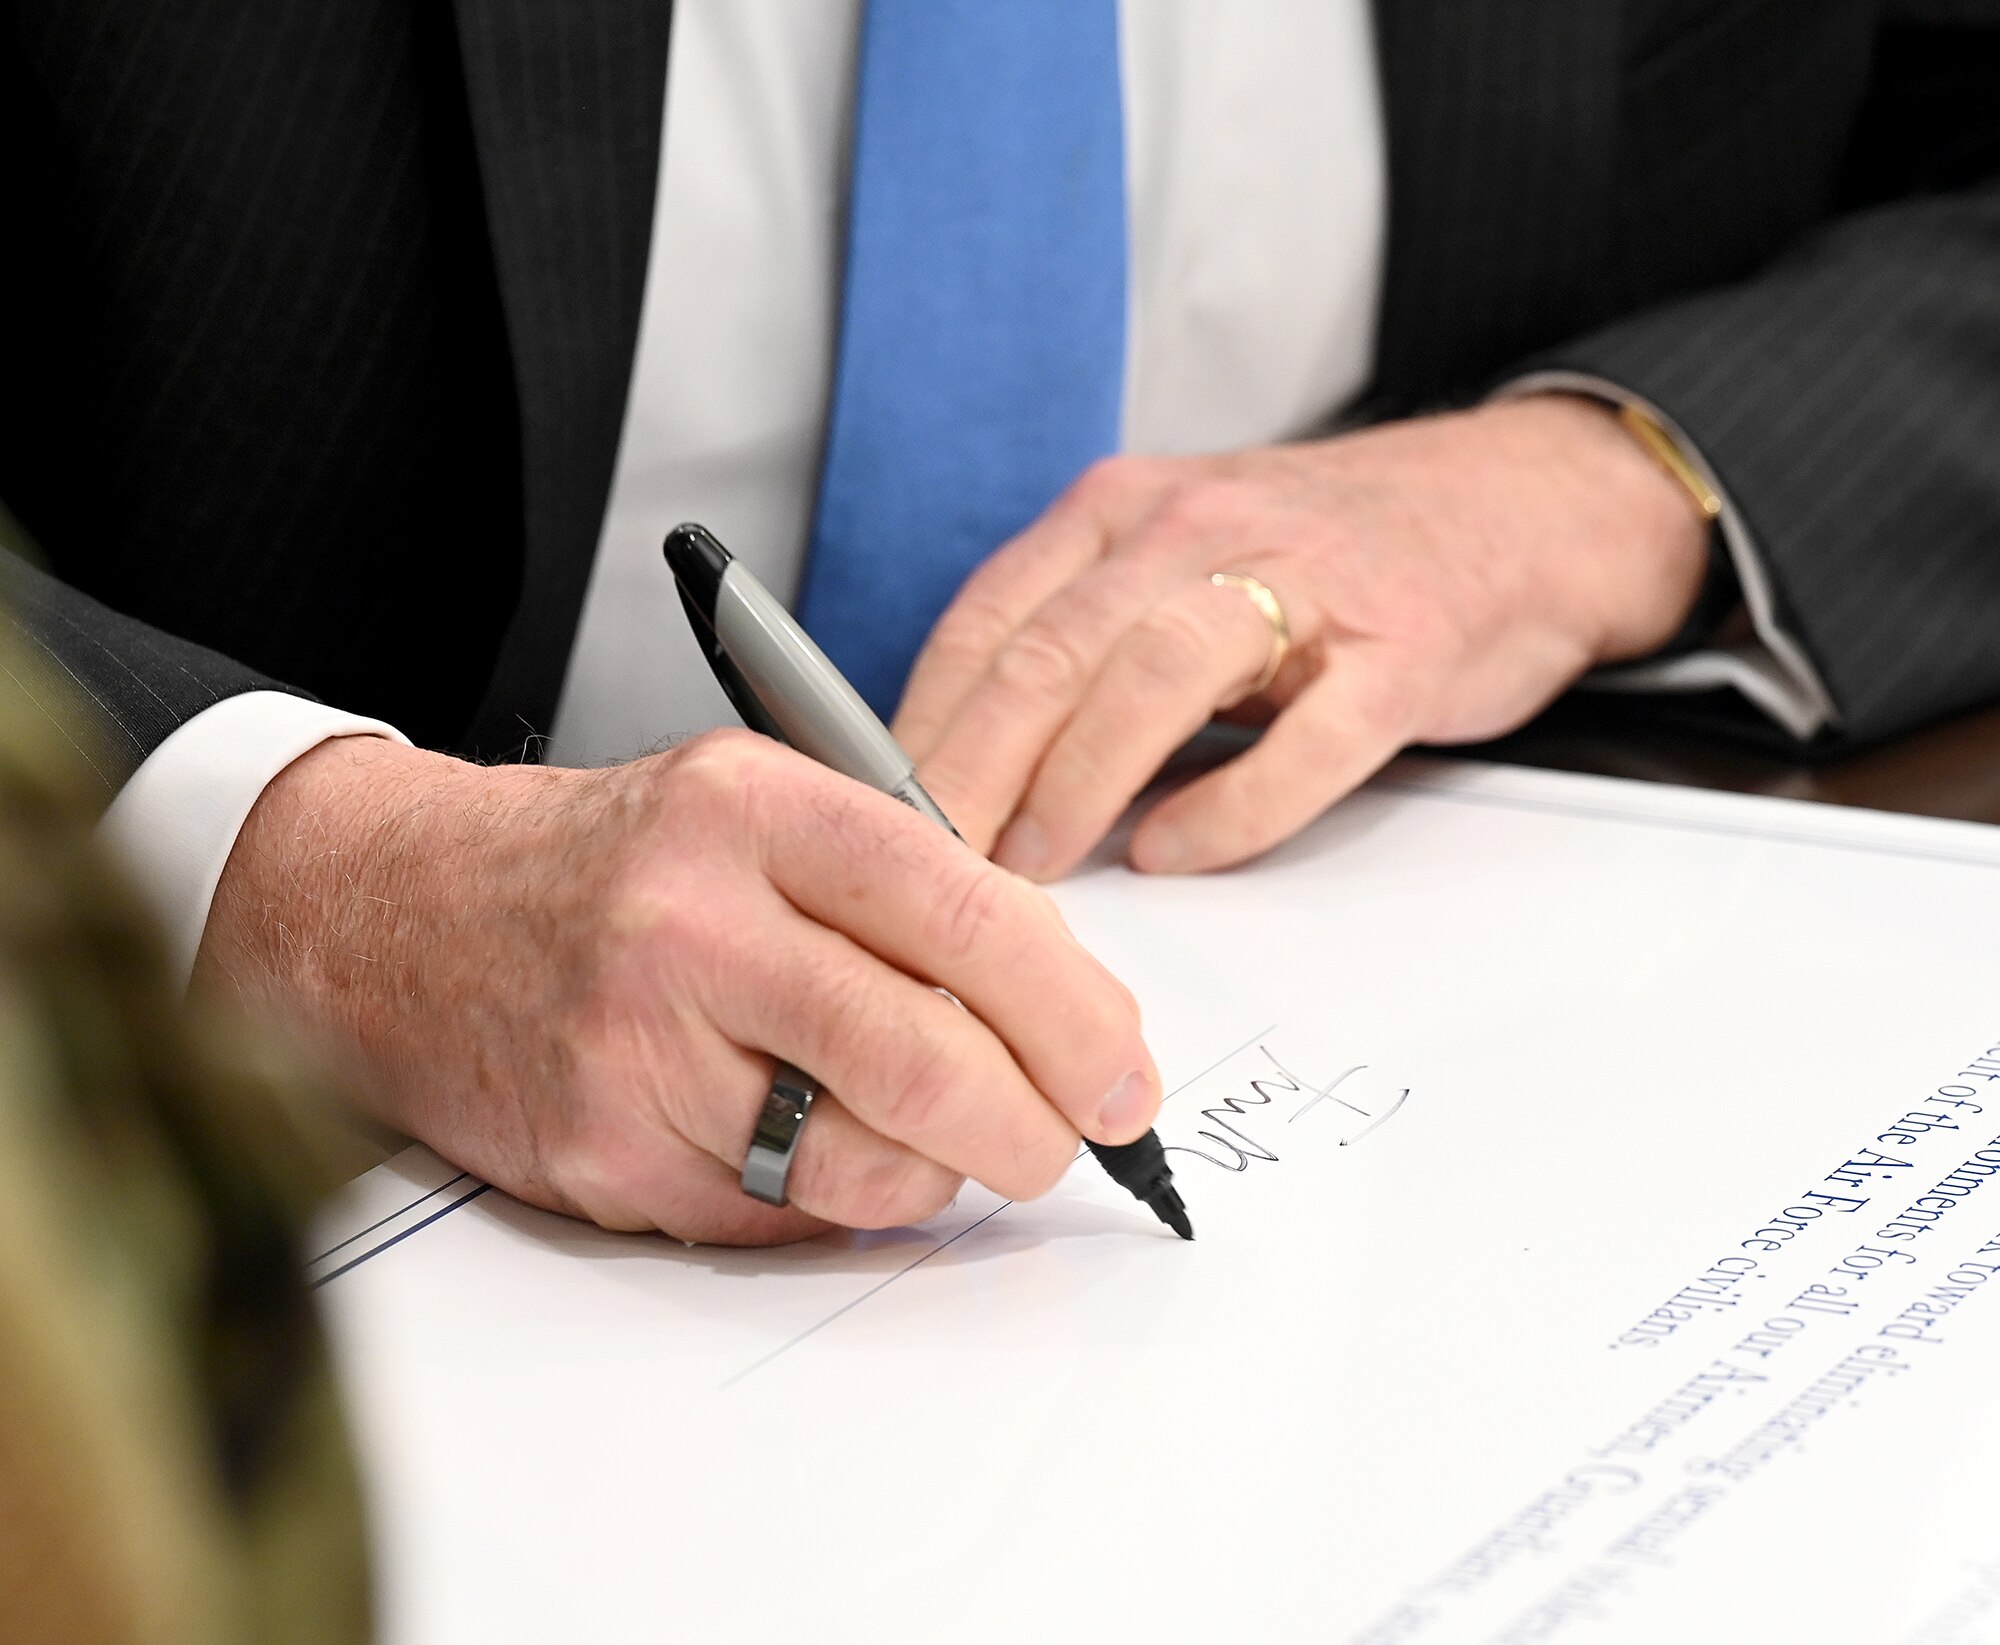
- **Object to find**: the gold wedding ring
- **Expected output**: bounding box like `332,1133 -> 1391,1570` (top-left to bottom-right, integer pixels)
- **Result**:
1211,572 -> 1291,698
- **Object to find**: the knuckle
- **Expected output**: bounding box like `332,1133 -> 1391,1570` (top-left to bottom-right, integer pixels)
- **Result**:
799,943 -> 877,1055
1207,476 -> 1265,517
543,1107 -> 656,1231
1147,476 -> 1261,551
671,723 -> 763,784
1069,453 -> 1147,508
839,1155 -> 960,1230
911,1168 -> 965,1223
943,589 -> 1024,659
1151,482 -> 1221,537
661,725 -> 776,830
606,866 -> 737,987
992,621 -> 1090,705
1128,603 -> 1213,689
869,1028 -> 962,1140
927,864 -> 1015,970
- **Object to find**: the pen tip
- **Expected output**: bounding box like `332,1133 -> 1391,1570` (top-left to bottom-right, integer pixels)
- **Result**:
1152,1188 -> 1194,1242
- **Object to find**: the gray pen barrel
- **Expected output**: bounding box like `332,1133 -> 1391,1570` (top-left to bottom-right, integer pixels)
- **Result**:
714,565 -> 921,798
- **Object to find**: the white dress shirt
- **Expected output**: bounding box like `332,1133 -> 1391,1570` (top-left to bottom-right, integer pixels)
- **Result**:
99,0 -> 1827,985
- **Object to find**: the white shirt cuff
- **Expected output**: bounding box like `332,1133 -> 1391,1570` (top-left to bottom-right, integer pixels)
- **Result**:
1494,369 -> 1838,742
97,690 -> 410,990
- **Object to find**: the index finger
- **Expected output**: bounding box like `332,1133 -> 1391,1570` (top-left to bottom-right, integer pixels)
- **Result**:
894,456 -> 1176,759
892,503 -> 1105,761
759,765 -> 1163,1148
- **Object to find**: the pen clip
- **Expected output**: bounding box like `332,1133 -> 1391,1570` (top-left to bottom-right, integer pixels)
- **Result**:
674,582 -> 792,747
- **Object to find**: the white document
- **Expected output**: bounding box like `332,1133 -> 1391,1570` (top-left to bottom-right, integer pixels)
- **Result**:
314,759 -> 2000,1644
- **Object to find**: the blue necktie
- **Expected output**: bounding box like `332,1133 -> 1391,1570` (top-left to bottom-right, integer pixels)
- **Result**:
797,0 -> 1128,717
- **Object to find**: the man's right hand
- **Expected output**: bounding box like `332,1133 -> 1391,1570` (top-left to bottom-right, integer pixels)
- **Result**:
194,729 -> 1162,1245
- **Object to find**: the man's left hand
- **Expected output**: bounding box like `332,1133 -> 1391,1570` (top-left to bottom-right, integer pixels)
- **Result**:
893,394 -> 1713,880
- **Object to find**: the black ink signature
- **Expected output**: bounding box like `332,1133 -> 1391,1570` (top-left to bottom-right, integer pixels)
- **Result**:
1164,1045 -> 1410,1173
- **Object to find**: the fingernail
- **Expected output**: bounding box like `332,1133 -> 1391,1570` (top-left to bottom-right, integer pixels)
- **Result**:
1098,1070 -> 1158,1139
995,813 -> 1049,877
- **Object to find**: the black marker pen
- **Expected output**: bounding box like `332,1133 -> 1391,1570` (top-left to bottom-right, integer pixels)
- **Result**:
664,522 -> 1192,1240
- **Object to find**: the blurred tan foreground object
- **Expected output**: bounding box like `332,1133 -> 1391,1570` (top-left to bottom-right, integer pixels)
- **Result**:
0,640 -> 370,1645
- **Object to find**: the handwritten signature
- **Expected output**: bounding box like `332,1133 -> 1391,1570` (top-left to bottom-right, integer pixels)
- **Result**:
1164,1044 -> 1409,1173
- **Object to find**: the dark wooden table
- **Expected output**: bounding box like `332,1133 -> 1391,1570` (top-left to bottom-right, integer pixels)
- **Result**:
1470,697 -> 2000,827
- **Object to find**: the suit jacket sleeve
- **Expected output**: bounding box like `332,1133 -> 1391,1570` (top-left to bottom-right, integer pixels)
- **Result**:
1525,18 -> 2000,746
0,540 -> 302,803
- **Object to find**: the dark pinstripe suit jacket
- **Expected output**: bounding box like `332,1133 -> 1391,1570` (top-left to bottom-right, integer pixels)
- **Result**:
3,1 -> 1998,804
